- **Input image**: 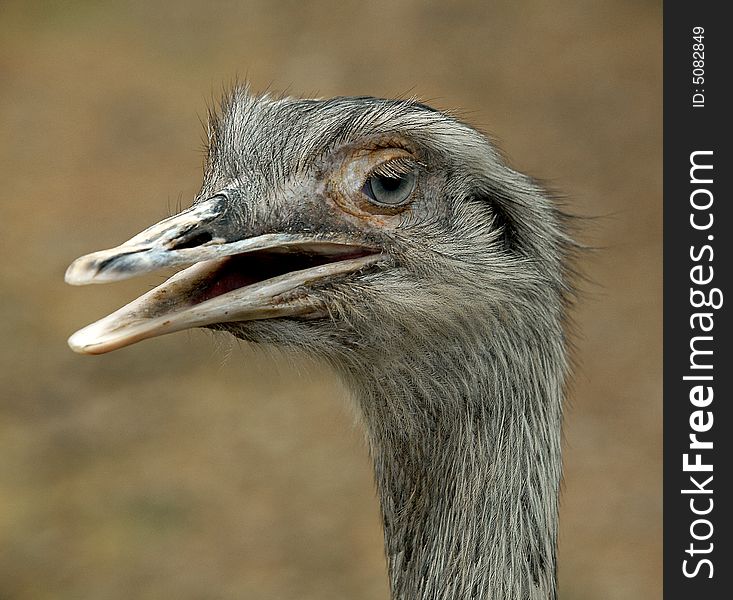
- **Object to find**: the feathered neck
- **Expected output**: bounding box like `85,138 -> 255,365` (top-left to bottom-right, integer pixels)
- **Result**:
342,318 -> 566,600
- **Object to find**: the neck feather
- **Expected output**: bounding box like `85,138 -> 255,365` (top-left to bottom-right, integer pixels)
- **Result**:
344,324 -> 565,600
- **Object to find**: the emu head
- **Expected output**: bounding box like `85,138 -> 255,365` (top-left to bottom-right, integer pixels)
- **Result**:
67,89 -> 569,375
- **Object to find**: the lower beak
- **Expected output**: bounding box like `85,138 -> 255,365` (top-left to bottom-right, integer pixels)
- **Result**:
66,197 -> 382,355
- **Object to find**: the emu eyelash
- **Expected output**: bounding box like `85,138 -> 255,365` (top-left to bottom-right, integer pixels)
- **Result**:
369,157 -> 421,179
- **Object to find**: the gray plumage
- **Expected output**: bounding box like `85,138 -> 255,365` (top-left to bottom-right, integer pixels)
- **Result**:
68,87 -> 576,600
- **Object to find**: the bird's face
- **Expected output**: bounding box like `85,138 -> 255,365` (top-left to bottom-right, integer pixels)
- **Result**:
68,90 -> 563,361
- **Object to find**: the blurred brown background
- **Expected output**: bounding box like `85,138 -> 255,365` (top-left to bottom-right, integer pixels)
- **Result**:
0,1 -> 661,598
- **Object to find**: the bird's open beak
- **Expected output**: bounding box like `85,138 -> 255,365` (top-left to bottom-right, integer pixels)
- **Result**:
66,196 -> 382,354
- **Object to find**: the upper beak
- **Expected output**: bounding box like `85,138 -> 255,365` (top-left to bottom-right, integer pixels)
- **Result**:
66,196 -> 382,355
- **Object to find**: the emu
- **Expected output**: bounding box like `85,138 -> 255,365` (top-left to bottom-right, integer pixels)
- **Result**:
66,88 -> 575,600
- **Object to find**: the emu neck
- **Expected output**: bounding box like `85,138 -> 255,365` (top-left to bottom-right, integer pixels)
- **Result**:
348,339 -> 563,600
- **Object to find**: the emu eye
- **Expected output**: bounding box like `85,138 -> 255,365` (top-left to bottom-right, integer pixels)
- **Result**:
362,171 -> 416,206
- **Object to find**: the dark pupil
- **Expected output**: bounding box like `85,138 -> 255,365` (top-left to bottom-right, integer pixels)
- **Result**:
378,176 -> 403,192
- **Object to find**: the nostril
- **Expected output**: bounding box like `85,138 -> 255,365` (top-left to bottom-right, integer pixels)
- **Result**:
170,230 -> 213,250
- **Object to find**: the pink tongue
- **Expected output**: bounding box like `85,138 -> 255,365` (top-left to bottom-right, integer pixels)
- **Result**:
189,252 -> 329,305
195,270 -> 259,303
189,249 -> 374,306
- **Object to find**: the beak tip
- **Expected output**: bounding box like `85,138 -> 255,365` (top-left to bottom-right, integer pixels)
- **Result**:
68,327 -> 97,354
66,253 -> 129,285
68,329 -> 118,355
67,315 -> 120,354
65,265 -> 84,286
65,256 -> 98,286
67,334 -> 89,354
